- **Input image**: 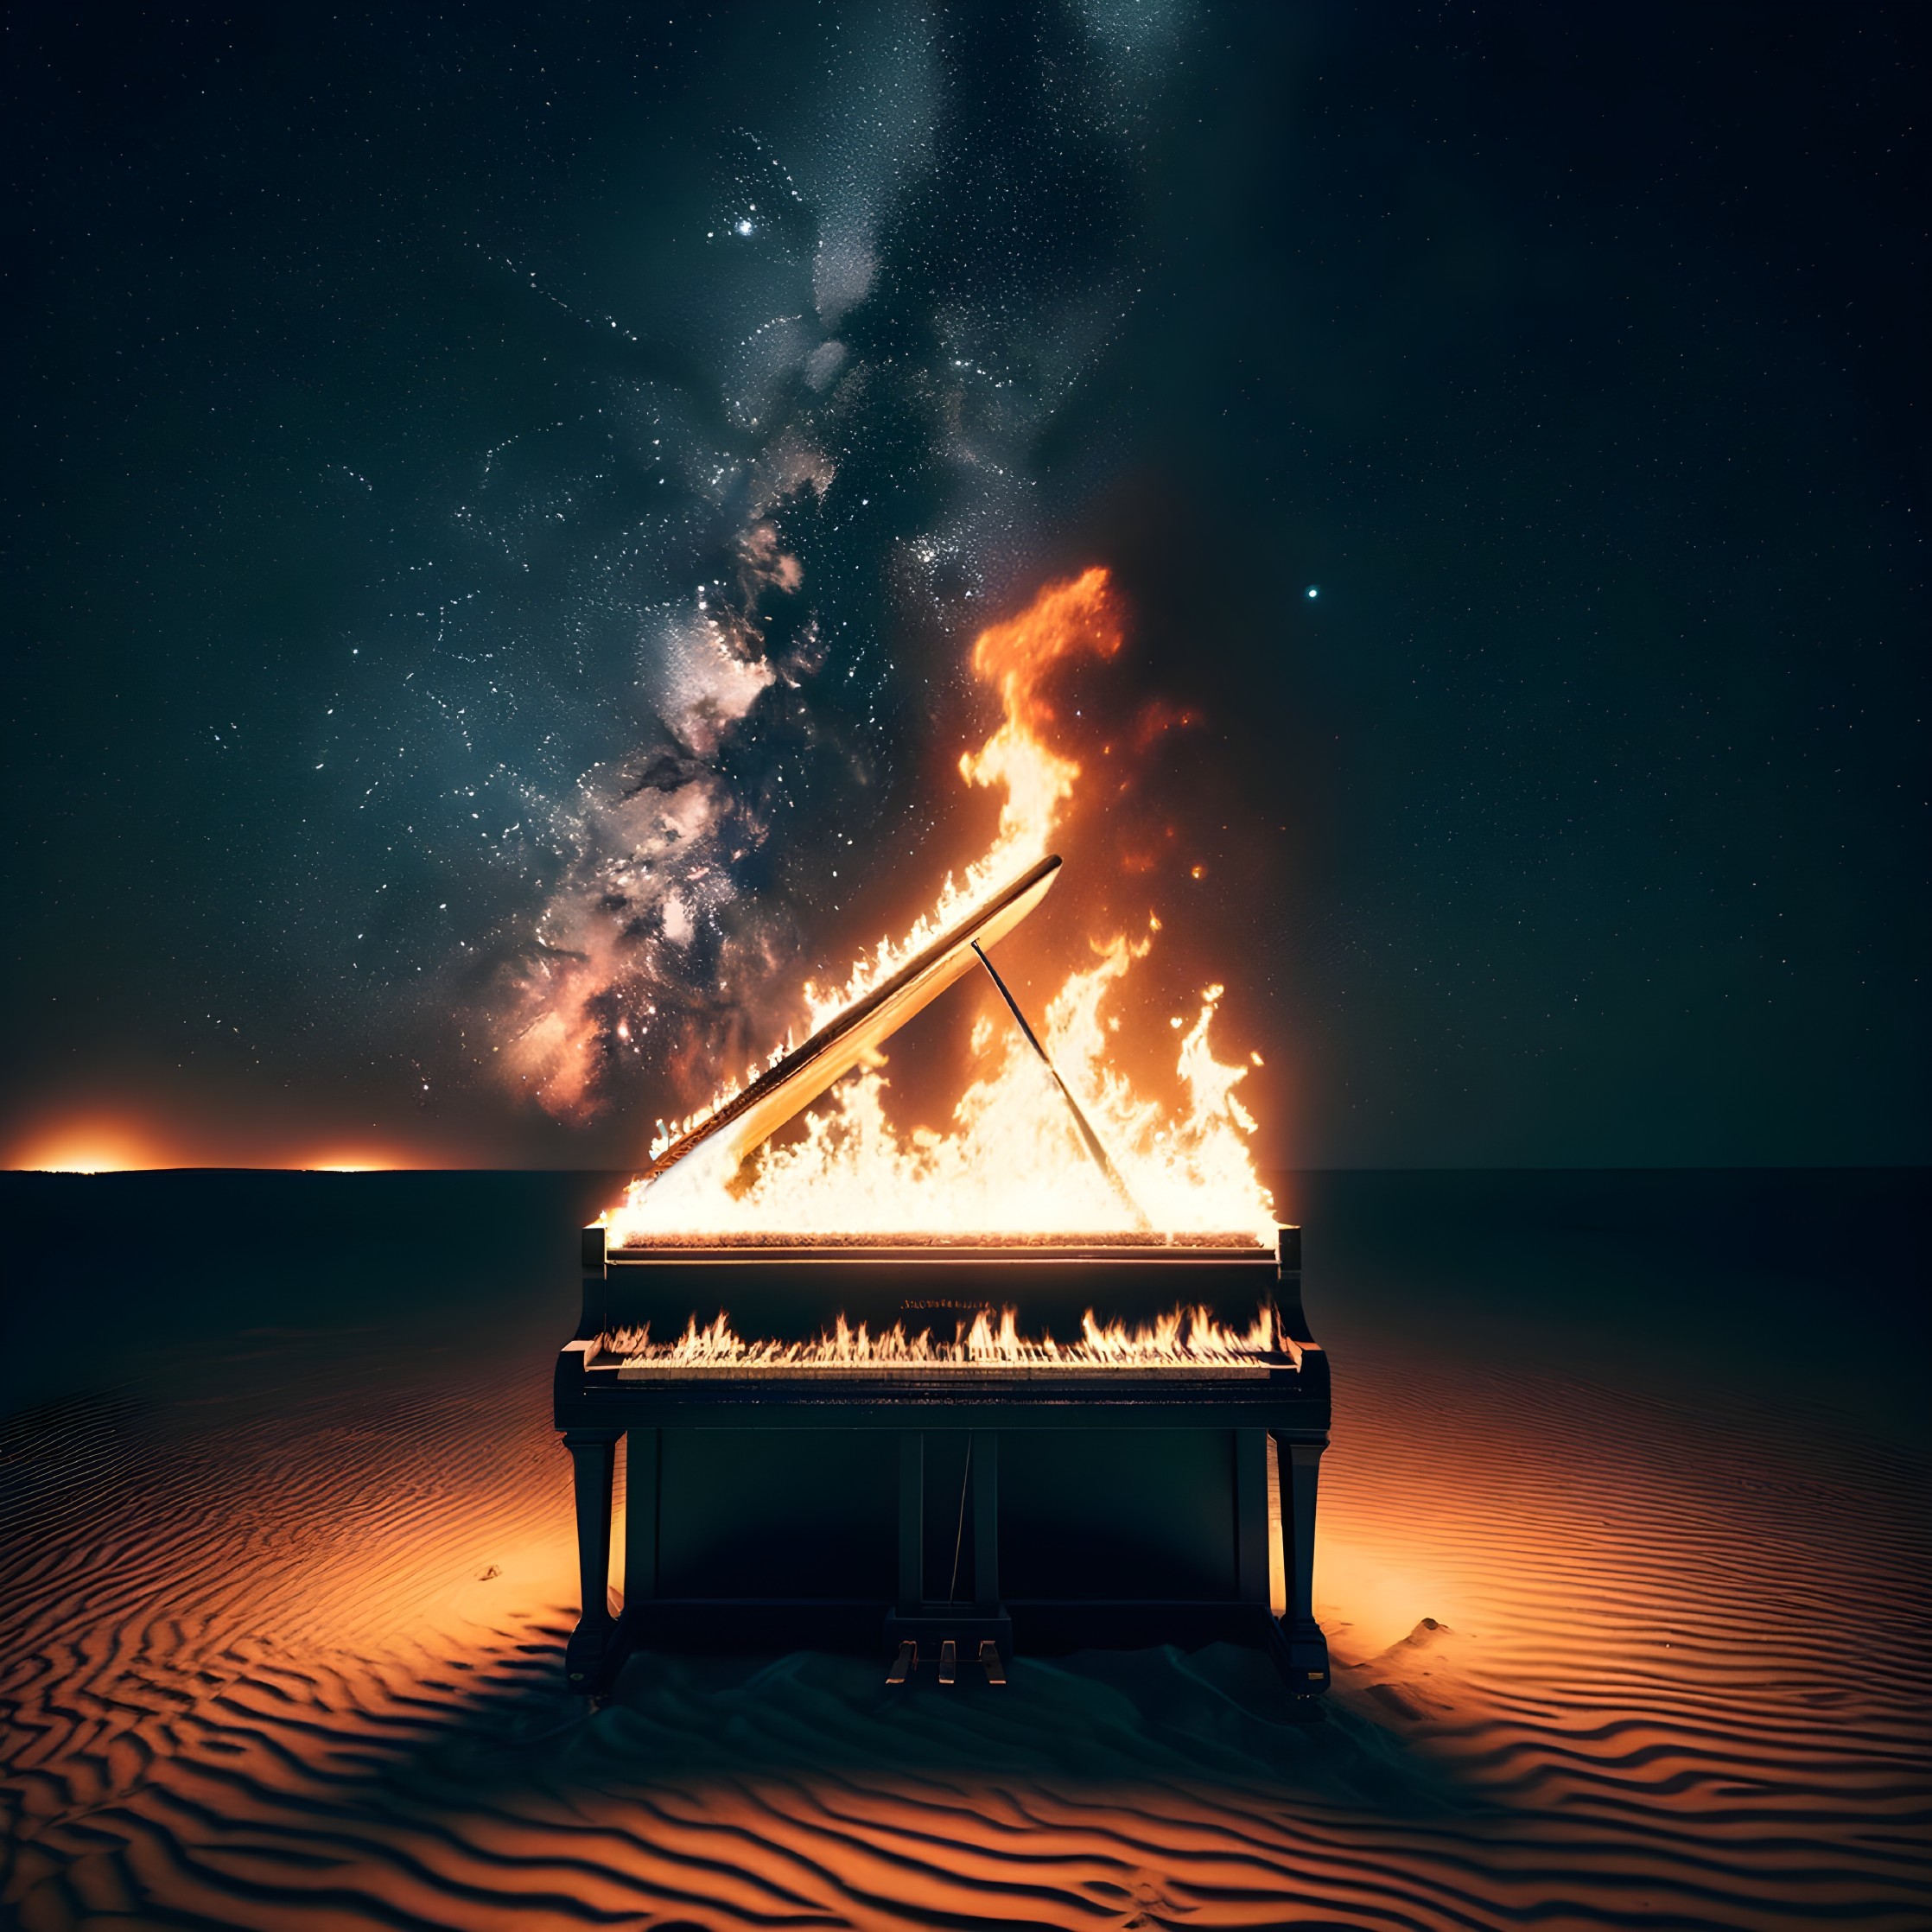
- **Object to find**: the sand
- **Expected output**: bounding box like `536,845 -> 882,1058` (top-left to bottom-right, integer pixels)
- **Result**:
3,1169 -> 1927,1929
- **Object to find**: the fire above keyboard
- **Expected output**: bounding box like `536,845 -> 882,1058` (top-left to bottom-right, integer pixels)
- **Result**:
602,1300 -> 1293,1377
601,849 -> 1281,1246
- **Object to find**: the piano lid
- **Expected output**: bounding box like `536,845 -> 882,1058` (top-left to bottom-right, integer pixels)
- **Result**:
635,853 -> 1061,1189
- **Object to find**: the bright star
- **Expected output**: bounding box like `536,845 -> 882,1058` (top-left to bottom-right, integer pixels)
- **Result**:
734,219 -> 753,236
1306,585 -> 1319,599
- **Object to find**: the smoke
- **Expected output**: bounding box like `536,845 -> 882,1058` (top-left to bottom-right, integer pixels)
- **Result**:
338,3 -> 1200,1134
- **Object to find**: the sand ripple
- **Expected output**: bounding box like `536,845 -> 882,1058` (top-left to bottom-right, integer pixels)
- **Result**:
3,1207 -> 1929,1929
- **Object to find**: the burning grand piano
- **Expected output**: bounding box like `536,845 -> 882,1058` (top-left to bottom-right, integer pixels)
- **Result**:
556,853 -> 1331,1694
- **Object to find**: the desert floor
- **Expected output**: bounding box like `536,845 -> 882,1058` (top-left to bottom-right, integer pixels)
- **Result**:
3,1167 -> 1926,1930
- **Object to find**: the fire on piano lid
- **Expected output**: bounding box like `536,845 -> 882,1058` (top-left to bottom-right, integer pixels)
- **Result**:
556,854 -> 1331,1695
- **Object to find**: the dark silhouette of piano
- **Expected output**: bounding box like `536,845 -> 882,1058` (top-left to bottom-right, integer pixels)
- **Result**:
554,857 -> 1331,1694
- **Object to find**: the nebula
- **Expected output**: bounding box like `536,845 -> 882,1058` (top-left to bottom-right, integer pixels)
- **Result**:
303,10 -> 1205,1135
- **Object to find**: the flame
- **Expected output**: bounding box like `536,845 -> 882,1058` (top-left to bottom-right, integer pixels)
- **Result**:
607,1301 -> 1292,1374
611,568 -> 1275,1242
956,564 -> 1122,858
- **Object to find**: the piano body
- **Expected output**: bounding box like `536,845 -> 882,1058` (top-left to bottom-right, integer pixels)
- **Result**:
554,856 -> 1332,1694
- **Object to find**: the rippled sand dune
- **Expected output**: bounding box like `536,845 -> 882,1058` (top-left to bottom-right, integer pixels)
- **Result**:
3,1171 -> 1927,1929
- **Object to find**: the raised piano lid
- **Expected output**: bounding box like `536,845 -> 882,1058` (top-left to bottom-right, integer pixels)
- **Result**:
632,852 -> 1062,1191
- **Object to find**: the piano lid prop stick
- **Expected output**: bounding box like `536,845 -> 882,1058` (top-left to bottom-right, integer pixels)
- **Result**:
970,940 -> 1153,1230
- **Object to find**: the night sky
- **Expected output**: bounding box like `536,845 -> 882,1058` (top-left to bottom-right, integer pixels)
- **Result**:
3,3 -> 1924,1171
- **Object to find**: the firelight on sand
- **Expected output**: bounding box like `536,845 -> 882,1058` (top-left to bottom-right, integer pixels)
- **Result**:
607,569 -> 1276,1244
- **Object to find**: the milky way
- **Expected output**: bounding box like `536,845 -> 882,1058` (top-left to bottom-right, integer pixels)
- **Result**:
315,1 -> 1201,1133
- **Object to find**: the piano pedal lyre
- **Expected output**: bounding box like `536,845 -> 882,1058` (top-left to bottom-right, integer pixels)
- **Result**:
979,1639 -> 1007,1685
938,1637 -> 957,1685
887,1639 -> 918,1686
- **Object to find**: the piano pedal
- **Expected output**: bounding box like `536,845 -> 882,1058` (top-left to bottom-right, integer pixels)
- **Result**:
887,1639 -> 918,1686
938,1637 -> 957,1685
979,1639 -> 1007,1686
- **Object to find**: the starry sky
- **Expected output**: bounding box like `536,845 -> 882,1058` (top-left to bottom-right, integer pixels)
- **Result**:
3,2 -> 1925,1170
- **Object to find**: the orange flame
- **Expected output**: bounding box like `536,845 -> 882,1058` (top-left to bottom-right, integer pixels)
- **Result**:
958,564 -> 1123,853
606,1301 -> 1292,1375
611,569 -> 1274,1242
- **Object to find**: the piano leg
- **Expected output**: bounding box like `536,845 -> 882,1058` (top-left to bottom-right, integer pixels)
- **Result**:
1274,1435 -> 1331,1694
562,1427 -> 621,1689
1235,1427 -> 1271,1607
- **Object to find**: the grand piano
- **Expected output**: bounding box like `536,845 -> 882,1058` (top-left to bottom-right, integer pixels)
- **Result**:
555,856 -> 1331,1695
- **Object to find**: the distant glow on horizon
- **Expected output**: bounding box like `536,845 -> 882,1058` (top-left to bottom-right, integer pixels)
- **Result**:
7,1109 -> 448,1173
10,1115 -> 167,1173
303,1152 -> 403,1173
